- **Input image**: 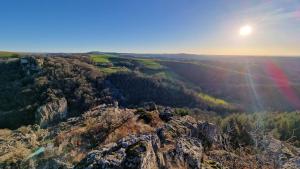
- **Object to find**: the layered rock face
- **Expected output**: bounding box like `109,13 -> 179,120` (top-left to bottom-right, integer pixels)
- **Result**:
35,97 -> 68,128
75,134 -> 160,169
73,109 -> 221,169
75,130 -> 204,169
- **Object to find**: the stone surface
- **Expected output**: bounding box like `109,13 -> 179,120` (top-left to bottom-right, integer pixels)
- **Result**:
159,108 -> 173,122
35,97 -> 68,128
194,121 -> 219,148
170,137 -> 203,169
283,157 -> 300,169
75,134 -> 160,169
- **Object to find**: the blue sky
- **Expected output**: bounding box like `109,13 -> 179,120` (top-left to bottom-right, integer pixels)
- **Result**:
0,0 -> 300,55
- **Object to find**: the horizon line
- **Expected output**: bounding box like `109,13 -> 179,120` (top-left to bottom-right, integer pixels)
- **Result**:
1,50 -> 300,58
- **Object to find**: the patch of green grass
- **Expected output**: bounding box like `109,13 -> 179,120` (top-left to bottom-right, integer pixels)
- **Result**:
99,67 -> 129,74
135,59 -> 162,69
198,93 -> 230,106
174,108 -> 190,116
0,52 -> 19,59
91,54 -> 131,74
90,54 -> 111,63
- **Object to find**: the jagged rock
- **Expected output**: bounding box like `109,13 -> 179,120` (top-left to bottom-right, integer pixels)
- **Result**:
76,121 -> 205,169
261,136 -> 297,168
193,121 -> 219,148
141,102 -> 157,111
283,157 -> 300,169
35,97 -> 68,128
170,137 -> 203,169
75,134 -> 160,169
159,108 -> 173,122
167,116 -> 197,137
156,128 -> 173,144
166,116 -> 220,148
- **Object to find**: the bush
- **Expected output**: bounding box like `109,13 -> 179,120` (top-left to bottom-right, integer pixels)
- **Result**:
174,108 -> 190,116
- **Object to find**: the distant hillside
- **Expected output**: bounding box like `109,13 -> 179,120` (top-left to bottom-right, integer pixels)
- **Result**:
0,55 -> 237,129
161,59 -> 300,111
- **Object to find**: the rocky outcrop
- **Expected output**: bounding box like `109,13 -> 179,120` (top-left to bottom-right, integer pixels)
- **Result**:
165,116 -> 220,149
159,107 -> 173,122
194,121 -> 219,148
75,114 -> 208,169
258,136 -> 299,168
2,106 -> 299,169
164,137 -> 203,169
75,134 -> 160,169
76,133 -> 204,169
35,97 -> 68,128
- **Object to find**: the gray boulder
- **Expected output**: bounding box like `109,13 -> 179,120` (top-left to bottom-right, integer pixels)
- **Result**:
35,97 -> 68,128
194,121 -> 219,148
167,116 -> 220,148
162,137 -> 203,169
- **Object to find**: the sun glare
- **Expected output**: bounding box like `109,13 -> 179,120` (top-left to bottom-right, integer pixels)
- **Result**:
239,25 -> 253,36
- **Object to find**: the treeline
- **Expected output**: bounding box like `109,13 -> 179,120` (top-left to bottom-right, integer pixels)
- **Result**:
106,72 -> 199,107
0,61 -> 37,128
106,72 -> 236,114
212,112 -> 300,147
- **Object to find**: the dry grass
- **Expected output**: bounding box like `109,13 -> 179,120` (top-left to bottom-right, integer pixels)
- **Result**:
206,149 -> 275,169
0,129 -> 12,138
0,128 -> 38,163
0,142 -> 31,163
67,150 -> 86,164
0,126 -> 47,163
55,126 -> 86,146
103,117 -> 155,144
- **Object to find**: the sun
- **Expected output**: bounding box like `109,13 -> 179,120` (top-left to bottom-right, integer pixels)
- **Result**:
239,25 -> 253,36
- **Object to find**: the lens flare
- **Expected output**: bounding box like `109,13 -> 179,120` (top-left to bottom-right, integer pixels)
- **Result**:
265,61 -> 300,109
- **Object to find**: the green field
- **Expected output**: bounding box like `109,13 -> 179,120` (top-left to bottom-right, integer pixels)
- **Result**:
135,58 -> 163,69
91,54 -> 112,63
198,93 -> 230,107
0,52 -> 19,59
99,67 -> 129,74
90,54 -> 130,74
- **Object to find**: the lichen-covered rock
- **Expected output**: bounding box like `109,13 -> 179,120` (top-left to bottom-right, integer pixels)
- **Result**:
76,132 -> 204,169
75,134 -> 160,169
194,121 -> 219,148
259,136 -> 298,168
283,157 -> 300,169
35,97 -> 68,128
172,137 -> 203,169
166,116 -> 220,149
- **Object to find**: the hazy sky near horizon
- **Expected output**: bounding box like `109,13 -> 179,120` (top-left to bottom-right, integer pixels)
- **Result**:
0,0 -> 300,55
